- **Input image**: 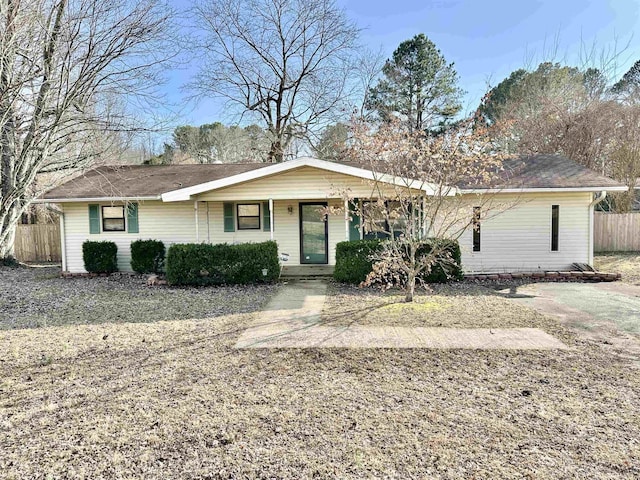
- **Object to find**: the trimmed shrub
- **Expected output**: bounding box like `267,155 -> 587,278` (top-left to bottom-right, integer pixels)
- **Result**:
82,241 -> 118,273
130,239 -> 165,274
333,238 -> 463,285
334,239 -> 381,284
0,255 -> 20,268
166,240 -> 279,286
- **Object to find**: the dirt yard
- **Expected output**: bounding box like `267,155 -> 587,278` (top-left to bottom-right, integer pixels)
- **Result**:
1,268 -> 639,479
595,252 -> 640,285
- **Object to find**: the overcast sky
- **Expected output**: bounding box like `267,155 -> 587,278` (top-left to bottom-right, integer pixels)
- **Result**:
165,0 -> 640,132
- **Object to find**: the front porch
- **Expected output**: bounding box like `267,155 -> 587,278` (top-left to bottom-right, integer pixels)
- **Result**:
191,198 -> 355,267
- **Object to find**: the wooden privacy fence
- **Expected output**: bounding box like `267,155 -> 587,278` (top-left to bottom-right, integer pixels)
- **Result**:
594,212 -> 640,252
14,224 -> 62,263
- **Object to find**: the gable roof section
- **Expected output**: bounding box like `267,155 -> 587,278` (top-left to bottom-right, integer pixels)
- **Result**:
160,157 -> 439,202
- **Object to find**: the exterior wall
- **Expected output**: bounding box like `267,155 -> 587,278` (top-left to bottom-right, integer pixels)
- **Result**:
62,201 -> 197,273
61,187 -> 593,274
62,198 -> 348,272
458,192 -> 592,273
196,166 -> 396,201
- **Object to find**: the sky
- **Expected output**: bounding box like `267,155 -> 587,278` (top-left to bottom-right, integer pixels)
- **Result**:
162,0 -> 640,137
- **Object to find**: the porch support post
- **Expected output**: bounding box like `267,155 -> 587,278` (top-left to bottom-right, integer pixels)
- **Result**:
269,198 -> 274,241
206,202 -> 211,243
344,199 -> 349,240
422,196 -> 427,238
194,200 -> 199,243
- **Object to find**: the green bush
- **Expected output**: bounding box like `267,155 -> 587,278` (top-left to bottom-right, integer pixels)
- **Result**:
130,239 -> 165,274
334,239 -> 381,284
0,255 -> 19,267
333,238 -> 463,284
82,241 -> 118,273
166,241 -> 279,286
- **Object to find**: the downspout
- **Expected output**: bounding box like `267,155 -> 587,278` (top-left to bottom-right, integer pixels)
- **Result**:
588,191 -> 607,265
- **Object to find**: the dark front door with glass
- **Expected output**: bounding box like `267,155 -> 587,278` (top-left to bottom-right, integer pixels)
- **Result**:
299,202 -> 328,264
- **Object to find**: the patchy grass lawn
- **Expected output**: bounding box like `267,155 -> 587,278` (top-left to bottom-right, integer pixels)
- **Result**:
321,282 -> 571,340
1,273 -> 639,479
0,266 -> 278,330
595,252 -> 640,285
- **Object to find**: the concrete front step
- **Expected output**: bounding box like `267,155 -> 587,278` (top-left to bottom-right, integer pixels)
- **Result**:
280,265 -> 334,278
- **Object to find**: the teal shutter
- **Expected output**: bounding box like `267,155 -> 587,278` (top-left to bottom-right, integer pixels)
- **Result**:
127,203 -> 139,233
223,202 -> 235,232
89,204 -> 100,234
262,201 -> 271,231
348,198 -> 361,240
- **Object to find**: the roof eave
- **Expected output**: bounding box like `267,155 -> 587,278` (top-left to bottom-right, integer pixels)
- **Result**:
460,186 -> 629,194
33,195 -> 162,203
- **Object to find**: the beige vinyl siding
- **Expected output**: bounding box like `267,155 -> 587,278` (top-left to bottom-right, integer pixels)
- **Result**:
63,201 -> 197,273
60,180 -> 595,274
63,199 -> 348,272
204,199 -> 344,265
459,192 -> 592,272
196,166 -> 407,201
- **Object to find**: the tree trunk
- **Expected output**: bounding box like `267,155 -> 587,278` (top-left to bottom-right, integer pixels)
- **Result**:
405,271 -> 416,302
0,209 -> 18,260
268,139 -> 284,163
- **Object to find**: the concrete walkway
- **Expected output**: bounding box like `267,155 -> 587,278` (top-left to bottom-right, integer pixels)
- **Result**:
235,280 -> 568,350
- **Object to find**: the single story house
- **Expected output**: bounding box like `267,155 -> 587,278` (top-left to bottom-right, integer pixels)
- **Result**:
38,155 -> 626,274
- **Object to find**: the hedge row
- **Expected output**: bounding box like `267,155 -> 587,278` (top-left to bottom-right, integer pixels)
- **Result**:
334,238 -> 463,284
166,241 -> 279,286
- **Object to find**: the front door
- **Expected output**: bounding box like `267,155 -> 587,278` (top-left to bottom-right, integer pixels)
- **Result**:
299,202 -> 328,264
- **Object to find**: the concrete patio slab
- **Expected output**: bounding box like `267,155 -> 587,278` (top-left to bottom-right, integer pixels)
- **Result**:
235,280 -> 568,350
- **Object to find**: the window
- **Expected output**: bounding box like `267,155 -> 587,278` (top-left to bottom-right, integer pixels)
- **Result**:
472,206 -> 481,252
551,205 -> 559,251
362,200 -> 407,239
237,203 -> 260,230
102,206 -> 125,232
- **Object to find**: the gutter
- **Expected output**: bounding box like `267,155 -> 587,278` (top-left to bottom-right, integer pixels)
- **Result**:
460,186 -> 628,194
32,195 -> 162,203
588,191 -> 608,265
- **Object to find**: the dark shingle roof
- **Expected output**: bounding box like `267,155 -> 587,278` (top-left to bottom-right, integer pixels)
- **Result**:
460,154 -> 626,190
42,163 -> 272,199
42,154 -> 625,200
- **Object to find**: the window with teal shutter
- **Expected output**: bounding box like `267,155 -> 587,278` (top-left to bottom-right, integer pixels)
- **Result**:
223,203 -> 235,232
127,203 -> 139,233
262,201 -> 271,231
348,198 -> 361,240
88,204 -> 100,234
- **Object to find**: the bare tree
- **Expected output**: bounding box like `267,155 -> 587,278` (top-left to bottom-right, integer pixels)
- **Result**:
190,0 -> 360,163
607,105 -> 640,212
339,119 -> 506,302
173,123 -> 271,163
0,0 -> 175,260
